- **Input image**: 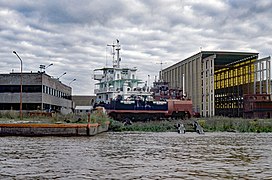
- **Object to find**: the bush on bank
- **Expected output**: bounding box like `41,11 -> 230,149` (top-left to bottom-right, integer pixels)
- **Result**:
197,117 -> 272,133
0,110 -> 20,120
109,117 -> 272,133
109,119 -> 181,132
109,120 -> 176,132
0,110 -> 111,126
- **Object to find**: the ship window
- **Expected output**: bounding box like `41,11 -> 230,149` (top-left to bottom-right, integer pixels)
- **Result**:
132,74 -> 135,79
117,74 -> 120,79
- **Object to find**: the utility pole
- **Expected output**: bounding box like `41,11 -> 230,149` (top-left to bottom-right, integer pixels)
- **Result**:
156,60 -> 166,81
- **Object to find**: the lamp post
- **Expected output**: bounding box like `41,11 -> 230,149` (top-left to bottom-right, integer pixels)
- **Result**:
58,72 -> 66,80
69,78 -> 76,86
69,78 -> 76,112
45,63 -> 53,69
40,63 -> 53,73
13,51 -> 23,120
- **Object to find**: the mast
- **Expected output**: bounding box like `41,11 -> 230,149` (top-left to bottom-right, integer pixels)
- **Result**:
107,39 -> 121,68
116,39 -> 121,68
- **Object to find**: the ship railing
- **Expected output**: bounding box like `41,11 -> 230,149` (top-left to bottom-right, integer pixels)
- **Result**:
93,74 -> 104,80
94,88 -> 115,93
94,89 -> 107,93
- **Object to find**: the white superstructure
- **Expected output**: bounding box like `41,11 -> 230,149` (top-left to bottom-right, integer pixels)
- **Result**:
94,40 -> 151,104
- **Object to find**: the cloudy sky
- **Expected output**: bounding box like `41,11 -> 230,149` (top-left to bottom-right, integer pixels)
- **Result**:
0,0 -> 271,95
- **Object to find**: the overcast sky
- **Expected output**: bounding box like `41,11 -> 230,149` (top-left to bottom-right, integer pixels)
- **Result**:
0,0 -> 271,95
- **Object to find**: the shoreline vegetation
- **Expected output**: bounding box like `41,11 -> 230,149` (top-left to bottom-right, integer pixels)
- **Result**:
0,110 -> 109,125
110,117 -> 272,133
1,111 -> 272,133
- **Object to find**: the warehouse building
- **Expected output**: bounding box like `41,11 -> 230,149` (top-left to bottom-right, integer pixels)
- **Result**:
161,51 -> 271,117
0,72 -> 73,114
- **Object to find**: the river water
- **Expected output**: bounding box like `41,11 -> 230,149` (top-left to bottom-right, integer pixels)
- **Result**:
0,132 -> 272,179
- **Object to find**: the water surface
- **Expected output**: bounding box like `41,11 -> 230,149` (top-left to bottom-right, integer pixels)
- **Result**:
1,132 -> 271,179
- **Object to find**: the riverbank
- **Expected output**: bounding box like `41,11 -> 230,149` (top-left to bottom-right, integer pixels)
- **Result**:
109,117 -> 272,133
2,110 -> 272,133
0,110 -> 111,136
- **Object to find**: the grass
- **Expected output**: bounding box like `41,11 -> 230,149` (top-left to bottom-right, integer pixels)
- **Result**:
201,117 -> 272,133
1,111 -> 272,132
108,119 -> 195,132
0,110 -> 111,126
109,119 -> 178,132
108,117 -> 272,133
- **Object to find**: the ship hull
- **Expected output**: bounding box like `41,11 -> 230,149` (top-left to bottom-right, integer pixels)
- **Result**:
95,99 -> 192,121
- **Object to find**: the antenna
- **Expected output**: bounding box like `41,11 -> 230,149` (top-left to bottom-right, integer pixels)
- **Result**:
156,60 -> 167,72
116,39 -> 121,68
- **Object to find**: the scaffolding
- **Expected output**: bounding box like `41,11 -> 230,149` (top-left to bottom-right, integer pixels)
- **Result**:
214,56 -> 271,117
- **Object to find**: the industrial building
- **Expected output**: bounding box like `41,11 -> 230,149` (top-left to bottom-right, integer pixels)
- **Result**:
72,95 -> 96,114
0,72 -> 73,114
161,51 -> 272,118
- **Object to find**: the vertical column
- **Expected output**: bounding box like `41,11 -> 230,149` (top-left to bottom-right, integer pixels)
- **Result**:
202,55 -> 216,117
266,60 -> 269,94
267,57 -> 271,95
202,59 -> 206,116
185,63 -> 189,98
254,64 -> 257,94
259,62 -> 262,94
210,58 -> 215,116
261,62 -> 264,94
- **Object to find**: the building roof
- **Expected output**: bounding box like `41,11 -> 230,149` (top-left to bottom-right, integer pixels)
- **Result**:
163,51 -> 259,71
201,51 -> 258,66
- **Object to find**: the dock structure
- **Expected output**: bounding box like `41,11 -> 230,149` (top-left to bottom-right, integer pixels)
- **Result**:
0,122 -> 109,136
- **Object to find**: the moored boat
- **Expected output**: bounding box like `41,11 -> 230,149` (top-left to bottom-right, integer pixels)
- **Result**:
93,40 -> 192,121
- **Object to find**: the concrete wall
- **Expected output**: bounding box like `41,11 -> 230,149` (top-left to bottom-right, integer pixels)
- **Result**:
0,93 -> 42,103
0,122 -> 110,136
162,53 -> 203,115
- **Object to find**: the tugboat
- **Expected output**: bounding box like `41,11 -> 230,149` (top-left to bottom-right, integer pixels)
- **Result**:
93,40 -> 192,121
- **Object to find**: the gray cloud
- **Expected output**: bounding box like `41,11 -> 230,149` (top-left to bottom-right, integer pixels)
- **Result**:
0,0 -> 271,95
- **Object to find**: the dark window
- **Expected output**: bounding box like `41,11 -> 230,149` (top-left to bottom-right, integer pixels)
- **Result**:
0,103 -> 41,110
0,85 -> 42,93
23,85 -> 42,92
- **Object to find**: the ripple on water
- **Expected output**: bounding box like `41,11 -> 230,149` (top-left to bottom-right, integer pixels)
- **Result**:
0,132 -> 272,179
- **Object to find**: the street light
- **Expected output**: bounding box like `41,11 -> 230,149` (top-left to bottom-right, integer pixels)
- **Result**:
45,63 -> 53,69
12,51 -> 23,120
69,78 -> 76,85
39,63 -> 53,72
58,72 -> 66,80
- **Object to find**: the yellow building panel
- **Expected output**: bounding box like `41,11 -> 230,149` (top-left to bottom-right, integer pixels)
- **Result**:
214,58 -> 257,90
